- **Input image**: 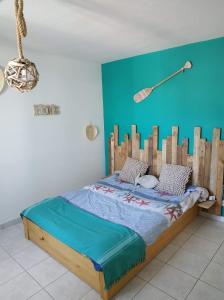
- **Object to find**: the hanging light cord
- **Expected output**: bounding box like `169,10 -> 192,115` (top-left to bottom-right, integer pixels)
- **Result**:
15,0 -> 27,59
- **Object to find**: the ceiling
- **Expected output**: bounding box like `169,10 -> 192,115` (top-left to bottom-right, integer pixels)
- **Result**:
0,0 -> 223,63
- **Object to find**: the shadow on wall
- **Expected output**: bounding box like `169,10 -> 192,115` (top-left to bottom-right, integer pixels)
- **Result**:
0,65 -> 8,95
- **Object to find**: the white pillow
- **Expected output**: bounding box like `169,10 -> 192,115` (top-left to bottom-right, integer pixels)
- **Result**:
135,174 -> 159,189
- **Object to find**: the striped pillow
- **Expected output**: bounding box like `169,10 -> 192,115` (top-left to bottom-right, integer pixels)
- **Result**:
119,157 -> 148,184
155,164 -> 192,196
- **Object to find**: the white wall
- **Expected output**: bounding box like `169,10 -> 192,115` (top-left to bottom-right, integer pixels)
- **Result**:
0,45 -> 104,225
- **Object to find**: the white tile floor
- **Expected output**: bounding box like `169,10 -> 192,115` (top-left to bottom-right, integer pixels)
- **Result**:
1,216 -> 224,300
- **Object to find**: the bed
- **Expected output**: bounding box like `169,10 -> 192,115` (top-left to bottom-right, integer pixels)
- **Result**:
22,124 -> 224,300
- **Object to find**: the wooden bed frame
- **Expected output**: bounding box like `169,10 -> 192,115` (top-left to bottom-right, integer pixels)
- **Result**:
23,125 -> 224,300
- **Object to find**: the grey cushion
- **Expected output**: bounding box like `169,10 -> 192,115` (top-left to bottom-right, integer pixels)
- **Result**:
155,164 -> 192,195
119,157 -> 148,184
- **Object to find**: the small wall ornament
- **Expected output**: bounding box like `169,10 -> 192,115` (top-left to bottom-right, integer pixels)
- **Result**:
85,124 -> 98,141
4,0 -> 39,92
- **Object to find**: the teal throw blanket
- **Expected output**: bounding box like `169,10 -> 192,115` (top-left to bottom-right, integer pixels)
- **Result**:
21,197 -> 146,289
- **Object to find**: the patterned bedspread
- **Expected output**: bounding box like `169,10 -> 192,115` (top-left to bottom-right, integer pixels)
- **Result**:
63,174 -> 202,244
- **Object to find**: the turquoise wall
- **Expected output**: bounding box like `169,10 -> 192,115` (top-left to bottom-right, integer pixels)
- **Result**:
102,37 -> 224,175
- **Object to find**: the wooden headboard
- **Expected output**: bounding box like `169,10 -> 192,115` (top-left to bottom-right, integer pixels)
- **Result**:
108,125 -> 224,216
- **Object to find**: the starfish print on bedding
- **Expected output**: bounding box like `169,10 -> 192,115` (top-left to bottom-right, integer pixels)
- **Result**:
165,205 -> 182,221
94,185 -> 103,190
103,188 -> 114,193
123,193 -> 137,203
136,199 -> 149,206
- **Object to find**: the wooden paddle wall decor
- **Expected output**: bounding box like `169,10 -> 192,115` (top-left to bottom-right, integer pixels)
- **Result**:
108,125 -> 224,215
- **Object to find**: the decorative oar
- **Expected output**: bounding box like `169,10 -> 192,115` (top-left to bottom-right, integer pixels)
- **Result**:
133,61 -> 192,103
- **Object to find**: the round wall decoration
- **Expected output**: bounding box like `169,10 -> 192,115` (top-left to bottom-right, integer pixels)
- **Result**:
0,68 -> 5,93
86,124 -> 98,141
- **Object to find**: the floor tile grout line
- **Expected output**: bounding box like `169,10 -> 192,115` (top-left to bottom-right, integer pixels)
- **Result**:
40,269 -> 68,289
149,221 -> 215,300
42,287 -> 56,300
26,288 -> 54,300
129,280 -> 148,300
149,281 -> 178,300
178,234 -> 222,260
0,224 -> 77,299
156,242 -> 181,264
165,260 -> 209,280
0,235 -> 63,299
185,235 -> 224,299
0,269 -> 25,287
197,238 -> 224,279
136,225 -> 201,298
184,277 -> 200,299
77,287 -> 95,300
193,232 -> 224,245
199,278 -> 224,294
0,223 -> 67,294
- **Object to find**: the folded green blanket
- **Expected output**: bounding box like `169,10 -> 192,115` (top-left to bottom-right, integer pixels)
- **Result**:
21,197 -> 146,289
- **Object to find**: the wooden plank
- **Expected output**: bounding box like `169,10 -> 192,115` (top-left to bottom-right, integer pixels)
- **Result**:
162,139 -> 167,165
124,134 -> 129,157
171,126 -> 178,164
108,137 -> 111,175
131,125 -> 140,160
214,141 -> 224,215
128,138 -> 132,157
193,127 -> 201,185
198,139 -> 206,187
152,126 -> 158,175
218,140 -> 224,165
209,128 -> 221,194
177,145 -> 182,165
215,160 -> 224,215
116,146 -> 122,170
166,136 -> 172,164
187,155 -> 193,168
139,149 -> 145,162
109,133 -> 115,175
198,201 -> 216,210
157,151 -> 162,175
204,142 -> 212,188
114,125 -> 118,147
120,142 -> 127,169
148,136 -> 153,168
114,125 -> 119,171
181,138 -> 188,166
144,140 -> 149,164
187,155 -> 193,184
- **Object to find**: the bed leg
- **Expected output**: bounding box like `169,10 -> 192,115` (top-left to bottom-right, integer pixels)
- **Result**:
99,273 -> 110,300
23,218 -> 30,240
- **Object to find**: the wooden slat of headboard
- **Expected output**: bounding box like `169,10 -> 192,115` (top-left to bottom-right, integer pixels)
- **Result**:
181,138 -> 189,166
204,142 -> 212,188
193,127 -> 201,185
210,128 -> 221,195
171,126 -> 178,165
109,125 -> 224,216
152,126 -> 158,175
132,125 -> 140,160
198,139 -> 206,187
